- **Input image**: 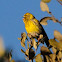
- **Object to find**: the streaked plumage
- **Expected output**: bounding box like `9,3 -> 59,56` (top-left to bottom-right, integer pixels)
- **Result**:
23,13 -> 49,47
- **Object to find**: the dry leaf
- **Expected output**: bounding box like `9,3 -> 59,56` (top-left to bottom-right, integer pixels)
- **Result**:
20,41 -> 25,47
49,39 -> 62,51
60,0 -> 62,1
42,0 -> 51,3
25,49 -> 29,56
49,54 -> 56,62
11,59 -> 15,62
57,51 -> 62,61
21,32 -> 27,43
52,47 -> 57,54
21,49 -> 25,53
18,38 -> 21,40
29,49 -> 35,60
54,30 -> 62,42
35,54 -> 42,62
40,1 -> 49,13
27,33 -> 32,38
40,46 -> 51,55
0,37 -> 5,57
45,55 -> 50,62
32,38 -> 37,49
39,34 -> 43,39
27,41 -> 29,49
40,17 -> 58,25
40,17 -> 52,25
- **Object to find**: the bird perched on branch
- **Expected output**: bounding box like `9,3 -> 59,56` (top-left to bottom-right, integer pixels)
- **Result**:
23,13 -> 49,47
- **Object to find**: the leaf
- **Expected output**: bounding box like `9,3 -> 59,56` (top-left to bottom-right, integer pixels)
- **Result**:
9,56 -> 12,61
27,33 -> 32,38
18,38 -> 21,40
57,51 -> 62,60
40,1 -> 49,13
11,59 -> 15,62
39,34 -> 43,39
49,39 -> 62,51
21,41 -> 25,47
54,30 -> 62,42
21,49 -> 25,53
29,49 -> 35,60
32,38 -> 37,49
52,47 -> 57,54
42,0 -> 51,3
40,17 -> 52,25
61,18 -> 62,22
60,0 -> 62,1
21,49 -> 29,57
21,32 -> 27,43
45,55 -> 50,62
27,41 -> 29,49
40,45 -> 51,55
0,37 -> 5,57
40,17 -> 58,25
25,49 -> 29,56
49,54 -> 56,62
20,32 -> 27,48
35,54 -> 42,62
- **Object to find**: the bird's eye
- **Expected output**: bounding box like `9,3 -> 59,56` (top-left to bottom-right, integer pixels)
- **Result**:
33,16 -> 35,19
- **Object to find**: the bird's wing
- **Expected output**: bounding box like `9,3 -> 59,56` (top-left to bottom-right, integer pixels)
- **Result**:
31,18 -> 43,30
31,18 -> 49,47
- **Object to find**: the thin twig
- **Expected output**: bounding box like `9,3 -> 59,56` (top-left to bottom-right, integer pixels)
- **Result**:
49,12 -> 62,25
57,0 -> 62,5
32,59 -> 33,62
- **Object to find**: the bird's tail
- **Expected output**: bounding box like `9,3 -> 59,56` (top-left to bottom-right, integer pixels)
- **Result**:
39,26 -> 50,47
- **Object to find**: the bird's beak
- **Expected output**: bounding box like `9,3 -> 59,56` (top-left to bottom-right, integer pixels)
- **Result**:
23,16 -> 25,18
23,16 -> 25,20
23,15 -> 26,18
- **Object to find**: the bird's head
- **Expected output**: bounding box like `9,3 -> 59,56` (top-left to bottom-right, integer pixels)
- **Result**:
23,13 -> 34,20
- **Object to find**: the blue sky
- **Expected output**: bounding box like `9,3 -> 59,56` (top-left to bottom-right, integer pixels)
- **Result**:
0,0 -> 62,61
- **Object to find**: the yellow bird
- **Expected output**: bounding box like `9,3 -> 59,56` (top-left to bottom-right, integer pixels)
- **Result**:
23,13 -> 49,47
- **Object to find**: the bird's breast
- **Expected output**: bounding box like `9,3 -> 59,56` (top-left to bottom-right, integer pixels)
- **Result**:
25,20 -> 40,34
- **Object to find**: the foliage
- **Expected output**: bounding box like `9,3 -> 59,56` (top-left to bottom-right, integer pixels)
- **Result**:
0,37 -> 15,62
18,0 -> 62,62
